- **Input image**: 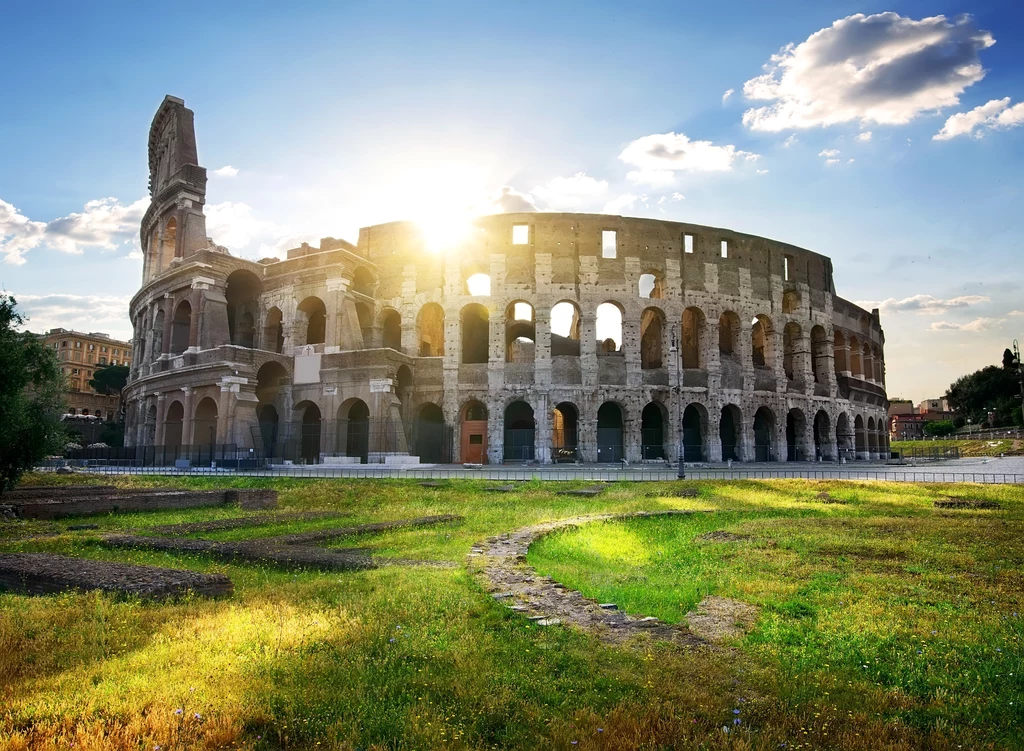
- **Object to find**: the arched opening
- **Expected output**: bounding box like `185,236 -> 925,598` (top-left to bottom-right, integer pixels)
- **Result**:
170,300 -> 191,355
256,361 -> 288,406
811,326 -> 829,384
552,402 -> 579,462
417,303 -> 445,357
720,404 -> 741,462
782,290 -> 799,314
837,412 -> 853,460
751,315 -> 772,368
352,267 -> 376,297
503,401 -> 535,463
466,273 -> 491,297
226,269 -> 262,348
164,400 -> 184,450
192,397 -> 218,448
867,416 -> 878,457
639,272 -> 664,299
753,406 -> 775,462
813,410 -> 832,460
338,399 -> 369,463
263,307 -> 284,353
152,310 -> 165,360
414,404 -> 445,463
641,402 -> 666,460
298,402 -> 322,463
461,400 -> 488,464
298,297 -> 327,346
381,309 -> 402,351
783,322 -> 803,381
849,336 -> 862,378
786,408 -> 807,461
862,343 -> 873,382
681,307 -> 705,369
461,304 -> 489,364
258,404 -> 279,459
355,302 -> 373,347
596,302 -> 623,353
395,365 -> 413,423
874,346 -> 884,383
163,217 -> 177,261
834,330 -> 848,375
640,308 -> 664,369
505,301 -> 535,363
854,414 -> 866,459
718,311 -> 740,357
682,403 -> 706,461
550,301 -> 581,356
596,402 -> 624,462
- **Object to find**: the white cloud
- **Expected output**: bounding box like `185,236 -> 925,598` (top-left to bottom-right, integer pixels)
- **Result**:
722,88 -> 735,103
670,192 -> 685,201
848,158 -> 855,163
929,317 -> 1004,332
626,168 -> 677,187
211,165 -> 239,178
603,193 -> 639,215
205,201 -> 286,251
12,293 -> 133,339
619,132 -> 761,177
742,13 -> 995,132
757,169 -> 770,175
783,135 -> 798,148
859,294 -> 990,314
1009,310 -> 1024,317
934,97 -> 1024,140
856,131 -> 873,142
489,185 -> 537,213
1,196 -> 148,265
532,172 -> 608,210
819,149 -> 840,158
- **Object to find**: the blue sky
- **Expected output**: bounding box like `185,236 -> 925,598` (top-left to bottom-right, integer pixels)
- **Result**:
1,0 -> 1022,401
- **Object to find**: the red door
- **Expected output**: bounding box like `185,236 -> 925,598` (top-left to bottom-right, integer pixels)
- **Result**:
461,420 -> 487,464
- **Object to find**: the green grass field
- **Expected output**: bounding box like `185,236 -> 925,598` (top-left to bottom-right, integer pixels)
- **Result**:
1,474 -> 1021,750
891,437 -> 1022,456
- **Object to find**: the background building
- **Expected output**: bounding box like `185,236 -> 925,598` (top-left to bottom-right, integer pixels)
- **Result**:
42,328 -> 132,421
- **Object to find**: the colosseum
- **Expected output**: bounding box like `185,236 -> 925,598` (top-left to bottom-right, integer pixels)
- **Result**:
124,96 -> 890,466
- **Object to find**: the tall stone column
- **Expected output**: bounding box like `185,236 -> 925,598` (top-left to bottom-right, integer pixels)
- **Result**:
180,387 -> 194,452
155,393 -> 168,446
579,311 -> 598,387
623,313 -> 641,388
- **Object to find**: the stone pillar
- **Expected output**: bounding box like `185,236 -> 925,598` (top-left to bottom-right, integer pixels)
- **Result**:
623,312 -> 641,388
579,310 -> 598,387
180,387 -> 194,452
535,393 -> 551,464
324,280 -> 345,350
216,383 -> 232,444
155,393 -> 167,446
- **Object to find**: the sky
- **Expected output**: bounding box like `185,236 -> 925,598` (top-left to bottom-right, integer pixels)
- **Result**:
1,0 -> 1022,402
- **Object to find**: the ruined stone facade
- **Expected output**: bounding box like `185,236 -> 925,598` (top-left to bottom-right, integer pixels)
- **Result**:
124,96 -> 889,464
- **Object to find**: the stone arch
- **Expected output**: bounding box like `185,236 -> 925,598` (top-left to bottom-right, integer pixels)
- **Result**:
720,404 -> 742,462
638,271 -> 664,299
417,303 -> 445,357
873,345 -> 884,383
461,303 -> 489,364
257,403 -> 279,459
506,301 -> 536,363
782,289 -> 800,314
551,301 -> 581,356
414,403 -> 445,463
338,398 -> 369,463
263,306 -> 284,353
837,412 -> 853,460
786,408 -> 807,461
226,269 -> 262,348
783,322 -> 803,381
849,335 -> 863,378
753,406 -> 776,461
597,401 -> 625,462
751,314 -> 773,368
152,309 -> 165,360
682,403 -> 708,461
460,399 -> 488,464
380,308 -> 402,352
504,400 -> 535,462
395,364 -> 413,419
170,300 -> 191,355
833,330 -> 848,375
813,409 -> 832,460
295,400 -> 322,464
164,399 -> 184,449
192,397 -> 218,448
681,307 -> 705,369
163,216 -> 178,261
640,307 -> 665,369
466,272 -> 491,297
811,326 -> 829,384
596,302 -> 624,353
145,404 -> 157,444
867,416 -> 878,457
352,267 -> 376,297
854,414 -> 866,459
552,401 -> 579,461
718,311 -> 741,356
355,302 -> 373,346
641,402 -> 668,460
862,342 -> 873,382
297,296 -> 327,346
256,361 -> 288,406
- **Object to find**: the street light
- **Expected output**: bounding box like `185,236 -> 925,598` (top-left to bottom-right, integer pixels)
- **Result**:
1013,340 -> 1024,427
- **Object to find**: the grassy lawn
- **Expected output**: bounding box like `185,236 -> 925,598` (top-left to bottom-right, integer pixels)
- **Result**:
1,475 -> 1021,750
891,438 -> 1022,456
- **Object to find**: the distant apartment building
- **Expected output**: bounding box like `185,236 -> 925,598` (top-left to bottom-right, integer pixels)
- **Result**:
41,328 -> 133,422
918,398 -> 953,420
889,413 -> 927,441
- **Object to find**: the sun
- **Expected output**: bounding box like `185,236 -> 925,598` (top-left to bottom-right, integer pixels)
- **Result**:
417,212 -> 477,254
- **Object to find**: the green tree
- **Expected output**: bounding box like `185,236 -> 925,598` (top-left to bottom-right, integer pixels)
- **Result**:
0,294 -> 67,492
946,356 -> 1023,428
923,420 -> 956,437
88,363 -> 130,424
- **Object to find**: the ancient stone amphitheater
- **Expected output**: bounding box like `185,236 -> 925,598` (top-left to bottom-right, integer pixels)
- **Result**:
124,96 -> 889,466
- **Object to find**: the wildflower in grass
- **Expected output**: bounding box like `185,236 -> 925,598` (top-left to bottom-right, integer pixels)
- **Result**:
174,709 -> 183,715
194,713 -> 202,720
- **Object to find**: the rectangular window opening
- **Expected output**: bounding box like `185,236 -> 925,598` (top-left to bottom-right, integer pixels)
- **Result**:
784,254 -> 794,281
512,224 -> 529,245
602,230 -> 617,259
684,234 -> 694,254
720,240 -> 729,258
469,434 -> 483,445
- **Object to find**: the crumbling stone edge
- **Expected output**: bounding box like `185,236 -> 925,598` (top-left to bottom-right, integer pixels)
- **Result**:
468,509 -> 759,647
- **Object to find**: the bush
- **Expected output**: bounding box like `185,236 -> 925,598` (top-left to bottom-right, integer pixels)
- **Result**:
923,420 -> 956,437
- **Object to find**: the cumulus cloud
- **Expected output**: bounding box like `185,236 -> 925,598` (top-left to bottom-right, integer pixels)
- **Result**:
929,317 -> 1004,332
489,185 -> 537,213
722,88 -> 735,103
783,135 -> 798,148
12,293 -> 133,339
856,131 -> 873,142
742,12 -> 995,132
1,196 -> 148,265
531,172 -> 608,210
603,193 -> 639,215
626,168 -> 677,187
619,132 -> 761,182
858,294 -> 990,314
819,148 -> 841,165
205,201 -> 286,250
934,97 -> 1024,140
757,169 -> 770,175
211,165 -> 239,177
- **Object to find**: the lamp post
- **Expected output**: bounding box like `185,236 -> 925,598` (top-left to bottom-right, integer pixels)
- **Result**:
1013,341 -> 1024,427
670,331 -> 685,479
